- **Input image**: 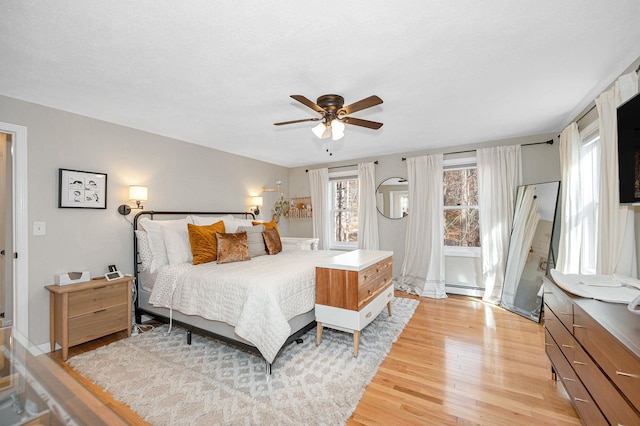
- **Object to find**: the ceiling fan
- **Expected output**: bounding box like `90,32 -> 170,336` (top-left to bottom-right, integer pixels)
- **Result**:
274,94 -> 383,142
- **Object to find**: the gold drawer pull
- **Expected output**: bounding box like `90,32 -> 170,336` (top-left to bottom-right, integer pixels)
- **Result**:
365,312 -> 372,318
573,324 -> 585,329
616,371 -> 640,379
561,344 -> 574,349
93,309 -> 106,314
544,343 -> 552,346
560,312 -> 572,316
563,377 -> 575,382
368,290 -> 373,295
573,361 -> 587,366
574,397 -> 590,404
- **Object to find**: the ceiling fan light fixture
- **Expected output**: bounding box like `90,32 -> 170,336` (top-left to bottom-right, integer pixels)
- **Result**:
312,122 -> 331,139
331,119 -> 345,140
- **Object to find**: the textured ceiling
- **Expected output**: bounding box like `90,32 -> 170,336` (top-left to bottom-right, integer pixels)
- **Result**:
2,1 -> 640,167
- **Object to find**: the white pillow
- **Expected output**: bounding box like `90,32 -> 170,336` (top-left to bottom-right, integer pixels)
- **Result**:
223,218 -> 254,233
162,226 -> 193,265
237,225 -> 267,257
138,217 -> 192,272
135,230 -> 154,271
190,214 -> 234,226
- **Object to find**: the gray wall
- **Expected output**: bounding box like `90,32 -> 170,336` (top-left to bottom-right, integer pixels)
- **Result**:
287,133 -> 561,283
0,95 -> 289,346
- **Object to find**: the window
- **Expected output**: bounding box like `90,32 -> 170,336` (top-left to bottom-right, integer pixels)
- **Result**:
443,158 -> 480,255
329,172 -> 359,249
579,122 -> 600,274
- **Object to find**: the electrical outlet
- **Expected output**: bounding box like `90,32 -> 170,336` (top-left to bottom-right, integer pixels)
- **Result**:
33,222 -> 46,236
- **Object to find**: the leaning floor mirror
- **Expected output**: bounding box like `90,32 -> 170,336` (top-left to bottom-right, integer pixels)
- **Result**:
500,181 -> 560,322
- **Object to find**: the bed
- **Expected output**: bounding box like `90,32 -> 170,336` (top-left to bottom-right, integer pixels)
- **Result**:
132,211 -> 336,373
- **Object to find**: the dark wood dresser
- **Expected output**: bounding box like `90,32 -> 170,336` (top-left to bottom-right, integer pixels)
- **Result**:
543,275 -> 640,425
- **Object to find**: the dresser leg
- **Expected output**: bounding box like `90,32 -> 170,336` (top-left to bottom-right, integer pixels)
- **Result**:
353,330 -> 360,358
316,323 -> 323,346
387,301 -> 392,316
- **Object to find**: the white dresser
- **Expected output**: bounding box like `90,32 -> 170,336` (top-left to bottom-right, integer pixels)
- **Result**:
315,249 -> 393,357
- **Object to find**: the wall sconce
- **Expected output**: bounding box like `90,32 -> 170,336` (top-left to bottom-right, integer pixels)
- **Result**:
118,185 -> 148,215
251,196 -> 263,216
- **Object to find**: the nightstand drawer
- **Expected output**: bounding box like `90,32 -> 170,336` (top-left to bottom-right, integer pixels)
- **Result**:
68,304 -> 129,346
68,283 -> 128,316
358,274 -> 392,309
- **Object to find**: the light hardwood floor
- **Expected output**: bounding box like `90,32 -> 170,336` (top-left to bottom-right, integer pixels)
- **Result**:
48,294 -> 581,425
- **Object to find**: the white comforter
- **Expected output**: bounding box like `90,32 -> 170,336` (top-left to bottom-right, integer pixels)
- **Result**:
148,250 -> 337,363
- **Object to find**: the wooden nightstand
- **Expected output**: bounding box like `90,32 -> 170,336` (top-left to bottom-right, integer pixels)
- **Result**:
315,250 -> 393,357
46,276 -> 132,361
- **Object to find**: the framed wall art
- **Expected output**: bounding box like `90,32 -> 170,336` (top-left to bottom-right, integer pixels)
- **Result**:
58,168 -> 107,209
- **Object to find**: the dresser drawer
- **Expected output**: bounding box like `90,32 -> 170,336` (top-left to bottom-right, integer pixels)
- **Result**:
573,304 -> 640,412
68,304 -> 129,346
573,341 -> 640,425
544,306 -> 578,360
68,283 -> 128,317
357,258 -> 392,309
543,278 -> 574,330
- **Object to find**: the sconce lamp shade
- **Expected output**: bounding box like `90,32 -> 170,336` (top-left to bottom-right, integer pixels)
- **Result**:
252,196 -> 263,207
129,185 -> 148,202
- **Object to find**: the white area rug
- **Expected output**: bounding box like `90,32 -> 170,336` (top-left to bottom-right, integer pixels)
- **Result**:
68,297 -> 418,425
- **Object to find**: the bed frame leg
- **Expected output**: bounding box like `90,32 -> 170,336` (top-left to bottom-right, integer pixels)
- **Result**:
187,329 -> 192,345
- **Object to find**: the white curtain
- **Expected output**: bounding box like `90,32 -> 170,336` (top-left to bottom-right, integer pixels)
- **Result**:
477,145 -> 522,304
308,168 -> 330,250
357,162 -> 379,249
596,71 -> 638,277
400,154 -> 446,298
503,185 -> 540,301
556,123 -> 583,273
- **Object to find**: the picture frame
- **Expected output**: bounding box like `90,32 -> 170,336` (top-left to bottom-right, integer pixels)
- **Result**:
58,168 -> 107,209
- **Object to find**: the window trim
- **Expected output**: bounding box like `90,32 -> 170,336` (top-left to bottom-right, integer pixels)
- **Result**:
328,171 -> 359,250
443,156 -> 480,257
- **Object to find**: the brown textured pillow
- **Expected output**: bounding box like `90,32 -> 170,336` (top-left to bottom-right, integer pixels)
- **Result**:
216,232 -> 250,264
252,219 -> 280,236
263,227 -> 282,255
188,221 -> 225,265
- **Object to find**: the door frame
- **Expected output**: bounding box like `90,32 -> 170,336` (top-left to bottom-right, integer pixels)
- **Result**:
0,122 -> 28,336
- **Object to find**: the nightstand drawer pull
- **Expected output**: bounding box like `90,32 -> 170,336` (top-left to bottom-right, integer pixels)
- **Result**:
365,311 -> 372,318
574,397 -> 590,404
616,371 -> 640,379
561,344 -> 573,348
573,361 -> 587,366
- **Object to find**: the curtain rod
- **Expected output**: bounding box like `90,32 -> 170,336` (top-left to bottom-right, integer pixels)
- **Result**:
572,65 -> 640,127
401,139 -> 554,161
306,160 -> 377,173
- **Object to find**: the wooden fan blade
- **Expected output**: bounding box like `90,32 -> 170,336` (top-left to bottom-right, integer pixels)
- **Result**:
339,95 -> 383,116
274,117 -> 322,126
290,95 -> 326,114
342,117 -> 383,130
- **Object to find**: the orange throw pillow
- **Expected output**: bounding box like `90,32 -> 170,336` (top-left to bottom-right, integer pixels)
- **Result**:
188,221 -> 225,265
253,219 -> 280,236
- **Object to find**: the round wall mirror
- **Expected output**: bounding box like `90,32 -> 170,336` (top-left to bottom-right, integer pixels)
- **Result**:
376,177 -> 409,219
